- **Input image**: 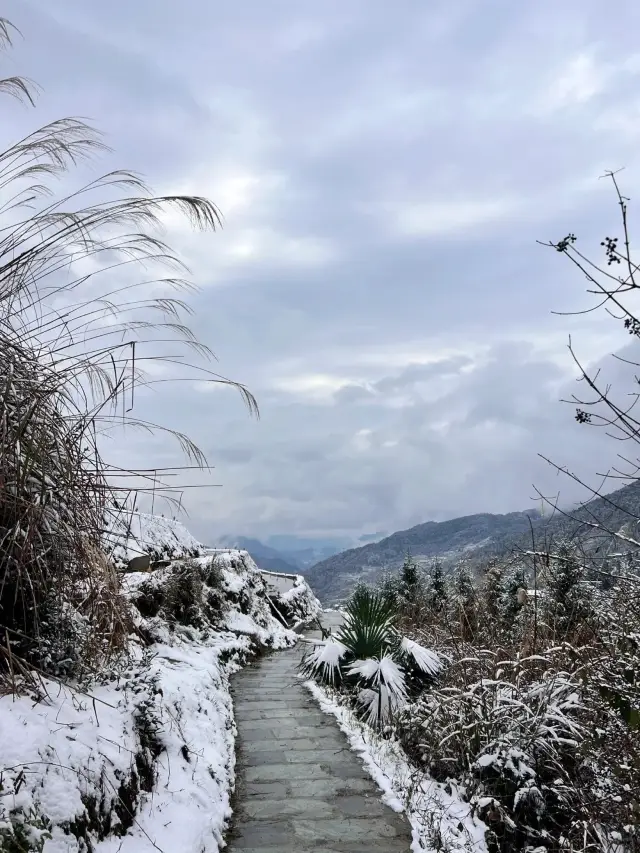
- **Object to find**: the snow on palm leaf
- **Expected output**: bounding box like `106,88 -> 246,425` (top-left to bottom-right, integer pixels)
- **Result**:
400,637 -> 442,677
300,638 -> 348,685
357,686 -> 403,726
301,587 -> 443,726
347,655 -> 408,725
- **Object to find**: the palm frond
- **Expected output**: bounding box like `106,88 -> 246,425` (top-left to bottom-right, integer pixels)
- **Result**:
300,638 -> 348,685
400,637 -> 442,677
338,587 -> 396,659
348,655 -> 408,726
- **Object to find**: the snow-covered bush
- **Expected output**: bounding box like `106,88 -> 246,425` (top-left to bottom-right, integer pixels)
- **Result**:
125,557 -> 225,629
389,548 -> 640,852
301,585 -> 442,726
267,572 -> 322,627
0,549 -> 296,853
399,668 -> 591,843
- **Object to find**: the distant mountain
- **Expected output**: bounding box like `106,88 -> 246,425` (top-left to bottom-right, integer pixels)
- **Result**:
305,510 -> 541,602
305,480 -> 640,602
216,536 -> 300,574
216,533 -> 362,573
265,535 -> 353,568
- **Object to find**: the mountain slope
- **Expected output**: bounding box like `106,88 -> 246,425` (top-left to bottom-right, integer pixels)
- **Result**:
217,535 -> 301,573
305,510 -> 540,601
218,534 -> 356,571
306,480 -> 640,602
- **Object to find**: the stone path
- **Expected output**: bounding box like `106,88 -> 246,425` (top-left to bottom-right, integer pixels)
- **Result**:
226,612 -> 412,852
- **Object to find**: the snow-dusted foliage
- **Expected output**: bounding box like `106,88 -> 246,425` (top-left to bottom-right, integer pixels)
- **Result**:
400,637 -> 441,677
389,548 -> 640,852
302,637 -> 348,685
301,585 -> 442,726
0,549 -> 295,853
348,655 -> 408,725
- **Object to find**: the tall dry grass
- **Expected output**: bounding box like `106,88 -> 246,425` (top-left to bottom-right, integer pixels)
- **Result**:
0,18 -> 256,683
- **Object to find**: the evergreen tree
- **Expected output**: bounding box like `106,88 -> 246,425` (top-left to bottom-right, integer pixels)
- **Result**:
483,560 -> 504,623
427,560 -> 448,613
397,551 -> 425,618
378,571 -> 400,610
500,562 -> 527,632
400,551 -> 419,592
544,544 -> 592,636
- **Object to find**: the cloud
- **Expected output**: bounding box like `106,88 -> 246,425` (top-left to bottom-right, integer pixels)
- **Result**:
391,198 -> 519,237
116,330 -> 631,542
272,373 -> 354,401
7,0 -> 640,543
542,54 -> 610,111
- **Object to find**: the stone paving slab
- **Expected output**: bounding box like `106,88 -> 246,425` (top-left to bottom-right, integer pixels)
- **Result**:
242,760 -> 371,784
229,817 -> 410,850
230,844 -> 410,853
242,777 -> 376,798
237,720 -> 338,736
241,735 -> 348,754
225,613 -> 412,852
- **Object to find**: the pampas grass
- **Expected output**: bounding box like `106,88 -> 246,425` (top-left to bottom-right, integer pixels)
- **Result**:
0,17 -> 256,684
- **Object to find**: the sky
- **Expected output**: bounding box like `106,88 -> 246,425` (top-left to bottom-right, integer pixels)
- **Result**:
4,0 -> 640,544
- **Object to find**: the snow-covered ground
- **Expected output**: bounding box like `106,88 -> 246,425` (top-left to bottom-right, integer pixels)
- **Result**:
104,510 -> 205,568
267,572 -> 323,628
0,548 -> 320,853
304,681 -> 488,853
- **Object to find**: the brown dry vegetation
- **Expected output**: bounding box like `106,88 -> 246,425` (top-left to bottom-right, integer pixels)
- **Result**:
0,17 -> 256,688
370,546 -> 640,852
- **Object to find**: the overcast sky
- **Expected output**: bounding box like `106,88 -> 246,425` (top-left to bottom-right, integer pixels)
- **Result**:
5,0 -> 640,543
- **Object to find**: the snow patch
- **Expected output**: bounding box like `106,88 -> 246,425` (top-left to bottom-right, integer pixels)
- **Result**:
104,511 -> 205,568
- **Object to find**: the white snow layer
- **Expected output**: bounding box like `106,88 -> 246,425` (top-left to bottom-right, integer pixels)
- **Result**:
104,510 -> 205,567
0,549 -> 301,853
304,680 -> 489,853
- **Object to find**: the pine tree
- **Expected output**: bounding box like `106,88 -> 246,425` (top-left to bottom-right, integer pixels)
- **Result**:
427,560 -> 448,613
483,560 -> 504,622
400,551 -> 419,592
544,544 -> 592,636
500,562 -> 527,632
454,564 -> 477,640
378,571 -> 400,610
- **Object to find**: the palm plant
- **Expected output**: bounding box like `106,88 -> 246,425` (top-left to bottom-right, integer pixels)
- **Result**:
301,586 -> 442,726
